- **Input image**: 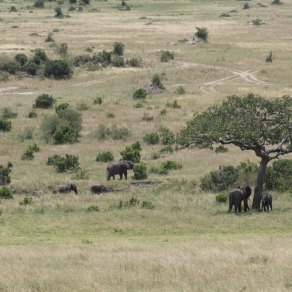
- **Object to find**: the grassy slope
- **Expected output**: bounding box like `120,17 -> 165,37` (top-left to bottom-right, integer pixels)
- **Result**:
0,0 -> 292,291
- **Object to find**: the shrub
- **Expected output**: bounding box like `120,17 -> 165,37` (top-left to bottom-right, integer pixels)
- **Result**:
54,7 -> 63,18
70,0 -> 77,4
266,159 -> 292,191
133,88 -> 147,100
72,54 -> 91,67
0,119 -> 12,132
55,103 -> 69,112
133,163 -> 148,180
159,127 -> 175,145
272,0 -> 282,4
175,86 -> 186,95
92,51 -> 111,67
21,149 -> 35,160
161,160 -> 183,170
1,107 -> 17,119
159,145 -> 173,154
143,132 -> 160,145
76,101 -> 90,111
25,61 -> 38,76
93,97 -> 103,105
44,60 -> 73,79
243,3 -> 250,9
111,55 -> 124,67
96,151 -> 114,162
216,193 -> 228,203
236,161 -> 258,187
0,187 -> 13,199
0,162 -> 13,185
152,74 -> 165,89
10,6 -> 17,12
59,43 -> 68,57
19,196 -> 33,205
110,124 -> 131,140
2,61 -> 20,74
134,103 -> 143,108
142,201 -> 154,209
215,145 -> 228,153
200,165 -> 239,192
19,127 -> 34,141
142,113 -> 153,122
120,141 -> 142,163
166,100 -> 181,109
160,50 -> 174,62
195,27 -> 208,41
127,58 -> 141,67
53,125 -> 76,144
87,205 -> 100,212
113,42 -> 125,56
15,54 -> 28,66
45,32 -> 54,43
71,167 -> 89,180
35,94 -> 55,109
47,154 -> 79,172
106,112 -> 115,118
34,0 -> 45,8
34,48 -> 47,62
252,19 -> 262,26
28,111 -> 38,119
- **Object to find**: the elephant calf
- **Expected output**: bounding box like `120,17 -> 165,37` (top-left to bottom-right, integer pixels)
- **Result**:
90,184 -> 112,194
53,183 -> 78,194
262,193 -> 272,211
228,186 -> 252,213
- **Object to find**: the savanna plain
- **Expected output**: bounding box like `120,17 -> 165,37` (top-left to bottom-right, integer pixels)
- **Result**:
0,0 -> 292,291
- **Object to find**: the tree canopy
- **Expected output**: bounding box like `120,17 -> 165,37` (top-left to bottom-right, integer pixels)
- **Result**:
178,93 -> 292,209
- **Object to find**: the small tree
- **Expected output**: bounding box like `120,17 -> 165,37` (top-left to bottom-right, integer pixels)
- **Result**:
0,119 -> 12,132
133,88 -> 147,100
195,27 -> 208,42
0,162 -> 13,185
133,163 -> 148,180
35,94 -> 55,109
120,141 -> 142,163
113,42 -> 125,56
54,7 -> 64,18
44,60 -> 73,79
178,94 -> 292,210
96,151 -> 114,162
15,54 -> 28,66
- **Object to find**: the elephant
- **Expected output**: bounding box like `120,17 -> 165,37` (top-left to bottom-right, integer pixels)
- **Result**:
228,186 -> 252,213
53,183 -> 78,194
90,184 -> 112,194
106,160 -> 134,180
261,193 -> 272,211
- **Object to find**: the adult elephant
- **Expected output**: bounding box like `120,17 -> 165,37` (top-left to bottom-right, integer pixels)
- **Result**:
261,193 -> 272,211
90,184 -> 112,194
106,160 -> 134,180
228,186 -> 252,213
53,183 -> 78,194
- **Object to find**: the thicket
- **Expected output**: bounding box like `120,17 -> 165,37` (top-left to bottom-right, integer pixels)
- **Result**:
21,144 -> 40,161
0,119 -> 12,132
133,88 -> 147,100
41,109 -> 82,144
0,163 -> 13,185
35,94 -> 55,109
120,141 -> 142,163
195,27 -> 208,42
0,187 -> 13,199
47,154 -> 79,173
143,132 -> 160,145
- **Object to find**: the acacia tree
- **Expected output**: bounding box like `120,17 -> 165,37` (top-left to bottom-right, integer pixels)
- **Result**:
177,94 -> 292,210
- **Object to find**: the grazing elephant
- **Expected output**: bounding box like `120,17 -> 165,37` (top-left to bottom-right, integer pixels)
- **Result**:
262,193 -> 272,211
106,160 -> 134,180
90,184 -> 112,194
53,183 -> 78,194
228,186 -> 252,213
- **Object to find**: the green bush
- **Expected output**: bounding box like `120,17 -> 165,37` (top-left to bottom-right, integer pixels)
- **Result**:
19,127 -> 34,141
47,154 -> 79,172
92,51 -> 111,67
113,42 -> 125,56
272,0 -> 282,4
53,125 -> 76,144
195,27 -> 208,41
55,103 -> 69,113
15,53 -> 28,66
215,145 -> 228,153
0,187 -> 13,199
35,94 -> 55,109
34,0 -> 45,8
127,58 -> 141,67
161,160 -> 183,170
159,145 -> 174,154
71,167 -> 89,180
93,97 -> 103,105
243,3 -> 250,9
87,205 -> 100,212
133,88 -> 147,100
1,107 -> 17,119
216,193 -> 228,203
143,132 -> 160,145
175,86 -> 186,95
44,60 -> 73,79
142,113 -> 153,122
0,119 -> 12,132
25,61 -> 38,76
159,127 -> 175,145
2,61 -> 20,74
152,74 -> 165,89
19,196 -> 33,205
96,151 -> 114,162
54,6 -> 63,18
34,48 -> 48,62
0,162 -> 13,185
141,201 -> 154,209
21,149 -> 35,160
10,6 -> 17,12
120,141 -> 141,163
160,50 -> 174,62
133,163 -> 148,180
266,159 -> 292,191
111,55 -> 124,67
166,100 -> 181,109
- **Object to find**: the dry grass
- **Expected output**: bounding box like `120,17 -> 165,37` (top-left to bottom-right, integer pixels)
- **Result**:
0,0 -> 292,290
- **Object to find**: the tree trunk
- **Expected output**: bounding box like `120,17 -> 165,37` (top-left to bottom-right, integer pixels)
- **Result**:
252,157 -> 269,210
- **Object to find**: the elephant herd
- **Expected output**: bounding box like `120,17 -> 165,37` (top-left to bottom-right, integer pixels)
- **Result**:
52,160 -> 134,195
228,186 -> 272,213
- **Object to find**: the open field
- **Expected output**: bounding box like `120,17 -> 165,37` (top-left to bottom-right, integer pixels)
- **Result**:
0,0 -> 292,291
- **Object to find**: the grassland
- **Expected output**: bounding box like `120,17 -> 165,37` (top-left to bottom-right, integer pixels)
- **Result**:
0,0 -> 292,291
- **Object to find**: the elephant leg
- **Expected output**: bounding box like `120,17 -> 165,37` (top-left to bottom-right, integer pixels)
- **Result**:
119,173 -> 123,180
238,204 -> 242,213
228,202 -> 233,212
270,202 -> 272,211
124,170 -> 128,180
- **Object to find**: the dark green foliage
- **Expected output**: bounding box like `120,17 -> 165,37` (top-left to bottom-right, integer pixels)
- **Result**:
200,165 -> 239,192
266,159 -> 292,191
215,145 -> 228,153
159,127 -> 175,145
92,51 -> 111,67
0,187 -> 13,199
96,151 -> 114,162
87,205 -> 100,212
1,107 -> 17,119
19,196 -> 33,205
34,0 -> 45,8
120,141 -> 142,163
143,132 -> 160,145
55,103 -> 69,112
25,61 -> 38,75
21,144 -> 40,160
44,60 -> 72,79
219,13 -> 230,17
252,19 -> 262,26
133,88 -> 147,100
159,145 -> 174,154
53,125 -> 76,144
34,49 -> 47,62
152,74 -> 165,90
10,6 -> 17,12
15,54 -> 28,66
133,163 -> 148,180
111,55 -> 124,67
127,58 -> 140,67
272,0 -> 283,4
2,61 -> 20,74
45,32 -> 54,43
93,97 -> 103,105
47,154 -> 79,172
243,3 -> 250,9
0,162 -> 13,185
195,27 -> 208,41
216,193 -> 228,203
72,55 -> 91,67
118,197 -> 139,209
142,114 -> 153,122
54,7 -> 63,18
59,43 -> 68,57
35,94 -> 55,109
81,0 -> 90,4
141,201 -> 155,209
160,50 -> 174,62
0,119 -> 12,132
70,0 -> 77,3
150,160 -> 182,175
28,111 -> 38,118
113,42 -> 125,56
236,161 -> 258,187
